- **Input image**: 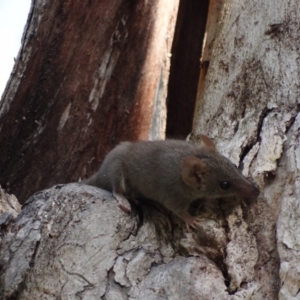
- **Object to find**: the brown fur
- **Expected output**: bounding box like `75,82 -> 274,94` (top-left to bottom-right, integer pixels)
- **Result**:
84,136 -> 259,228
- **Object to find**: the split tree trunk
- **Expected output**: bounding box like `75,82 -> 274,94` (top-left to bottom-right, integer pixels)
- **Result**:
0,0 -> 178,203
1,0 -> 300,299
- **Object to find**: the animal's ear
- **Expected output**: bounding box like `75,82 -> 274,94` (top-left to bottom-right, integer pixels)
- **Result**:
182,156 -> 206,187
200,134 -> 216,151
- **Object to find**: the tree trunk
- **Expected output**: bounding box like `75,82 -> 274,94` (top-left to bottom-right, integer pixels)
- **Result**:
1,0 -> 299,299
1,184 -> 235,299
193,0 -> 300,298
0,0 -> 178,203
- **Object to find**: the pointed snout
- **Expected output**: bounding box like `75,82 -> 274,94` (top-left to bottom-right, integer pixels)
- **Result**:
238,178 -> 260,199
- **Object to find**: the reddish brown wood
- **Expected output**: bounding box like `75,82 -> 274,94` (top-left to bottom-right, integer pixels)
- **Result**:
166,0 -> 209,139
0,0 -> 178,203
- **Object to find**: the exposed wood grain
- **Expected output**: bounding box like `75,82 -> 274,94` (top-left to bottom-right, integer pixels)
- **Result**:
0,0 -> 178,203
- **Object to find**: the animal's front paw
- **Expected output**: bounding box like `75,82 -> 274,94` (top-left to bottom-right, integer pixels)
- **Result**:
113,191 -> 131,213
180,211 -> 203,230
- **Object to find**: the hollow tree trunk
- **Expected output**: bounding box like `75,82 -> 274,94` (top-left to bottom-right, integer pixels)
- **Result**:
1,0 -> 299,299
166,0 -> 209,139
0,0 -> 178,203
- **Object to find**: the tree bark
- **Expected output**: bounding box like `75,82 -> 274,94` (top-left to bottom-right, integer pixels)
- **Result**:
0,0 -> 178,203
0,184 -> 232,300
193,0 -> 300,298
0,184 -> 259,299
1,0 -> 299,299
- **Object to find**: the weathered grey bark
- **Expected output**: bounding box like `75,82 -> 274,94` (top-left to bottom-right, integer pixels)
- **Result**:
0,185 -> 260,299
0,188 -> 21,227
193,0 -> 300,299
1,0 -> 299,299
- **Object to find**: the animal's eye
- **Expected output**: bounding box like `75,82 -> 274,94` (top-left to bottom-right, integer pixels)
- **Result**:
220,181 -> 230,190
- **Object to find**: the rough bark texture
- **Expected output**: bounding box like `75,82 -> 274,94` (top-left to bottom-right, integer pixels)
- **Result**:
0,188 -> 21,228
1,0 -> 299,299
0,0 -> 178,203
196,0 -> 225,102
193,0 -> 300,299
0,185 -> 260,299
